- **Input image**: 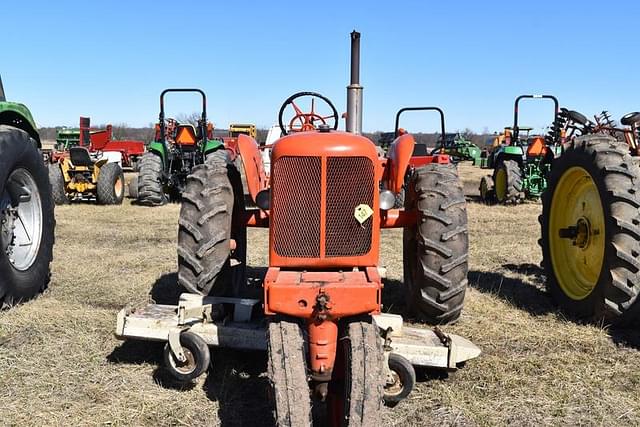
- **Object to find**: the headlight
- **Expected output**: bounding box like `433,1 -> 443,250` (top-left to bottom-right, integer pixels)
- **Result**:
379,189 -> 396,210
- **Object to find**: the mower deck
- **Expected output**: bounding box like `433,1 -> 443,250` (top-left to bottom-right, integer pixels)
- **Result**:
115,293 -> 480,370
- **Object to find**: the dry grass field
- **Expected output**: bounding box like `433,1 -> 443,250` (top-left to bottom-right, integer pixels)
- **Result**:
2,163 -> 640,426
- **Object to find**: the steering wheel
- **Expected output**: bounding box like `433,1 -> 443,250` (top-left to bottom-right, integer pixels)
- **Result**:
278,91 -> 339,135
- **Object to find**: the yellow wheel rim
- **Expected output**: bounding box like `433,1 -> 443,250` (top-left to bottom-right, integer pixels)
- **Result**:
114,177 -> 123,197
549,166 -> 605,300
495,167 -> 507,202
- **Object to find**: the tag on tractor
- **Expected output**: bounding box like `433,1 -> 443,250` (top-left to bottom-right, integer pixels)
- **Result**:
354,204 -> 374,224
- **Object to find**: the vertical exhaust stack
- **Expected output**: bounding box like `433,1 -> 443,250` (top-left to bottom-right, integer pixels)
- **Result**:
0,75 -> 6,102
346,31 -> 363,134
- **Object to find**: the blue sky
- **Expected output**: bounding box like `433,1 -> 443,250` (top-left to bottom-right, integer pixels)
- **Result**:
3,1 -> 638,133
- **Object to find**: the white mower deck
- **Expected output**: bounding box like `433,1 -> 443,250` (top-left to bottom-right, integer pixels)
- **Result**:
115,293 -> 480,371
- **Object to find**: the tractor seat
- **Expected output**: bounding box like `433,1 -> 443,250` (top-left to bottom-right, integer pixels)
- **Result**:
412,144 -> 429,156
621,112 -> 640,127
69,147 -> 95,167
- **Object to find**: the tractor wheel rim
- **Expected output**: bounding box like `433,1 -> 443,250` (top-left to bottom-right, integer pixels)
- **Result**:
385,370 -> 404,397
549,166 -> 604,300
169,348 -> 196,374
114,176 -> 123,197
495,167 -> 507,201
0,168 -> 43,271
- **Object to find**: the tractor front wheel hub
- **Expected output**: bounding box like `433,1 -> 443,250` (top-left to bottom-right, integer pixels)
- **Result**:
549,166 -> 605,300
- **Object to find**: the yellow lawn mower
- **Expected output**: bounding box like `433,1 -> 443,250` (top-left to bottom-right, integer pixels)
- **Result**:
48,146 -> 125,205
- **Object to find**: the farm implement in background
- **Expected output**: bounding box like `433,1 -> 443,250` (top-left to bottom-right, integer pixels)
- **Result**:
46,117 -> 145,170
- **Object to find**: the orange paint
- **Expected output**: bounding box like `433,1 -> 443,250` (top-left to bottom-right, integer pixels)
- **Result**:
236,134 -> 268,202
526,136 -> 547,157
175,126 -> 197,145
385,133 -> 415,193
264,266 -> 381,378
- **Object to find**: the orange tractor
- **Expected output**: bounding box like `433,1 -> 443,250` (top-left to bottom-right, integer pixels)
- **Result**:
116,31 -> 478,425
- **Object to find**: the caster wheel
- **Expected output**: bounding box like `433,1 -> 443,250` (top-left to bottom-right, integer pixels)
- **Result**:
384,353 -> 416,406
163,331 -> 210,382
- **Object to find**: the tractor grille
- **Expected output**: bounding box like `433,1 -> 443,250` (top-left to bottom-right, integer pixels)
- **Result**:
272,156 -> 322,258
325,157 -> 374,257
271,155 -> 375,259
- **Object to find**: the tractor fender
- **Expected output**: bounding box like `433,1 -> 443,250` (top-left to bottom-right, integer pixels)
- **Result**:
147,141 -> 166,165
237,134 -> 268,203
495,152 -> 523,168
384,133 -> 415,194
502,146 -> 524,156
0,102 -> 41,146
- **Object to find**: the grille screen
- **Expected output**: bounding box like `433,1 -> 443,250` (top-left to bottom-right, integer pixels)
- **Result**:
325,157 -> 374,257
272,156 -> 321,257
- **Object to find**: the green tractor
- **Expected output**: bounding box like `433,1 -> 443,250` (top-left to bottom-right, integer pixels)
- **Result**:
134,89 -> 223,205
479,95 -> 561,204
0,75 -> 55,306
431,132 -> 481,162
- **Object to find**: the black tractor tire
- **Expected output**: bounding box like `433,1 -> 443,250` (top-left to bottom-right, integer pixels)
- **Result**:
162,331 -> 211,383
331,320 -> 384,427
0,125 -> 55,307
540,135 -> 640,325
227,159 -> 248,298
96,162 -> 125,205
48,163 -> 69,205
128,175 -> 139,199
177,150 -> 238,296
479,175 -> 495,204
267,319 -> 312,427
403,163 -> 469,324
137,152 -> 166,206
493,159 -> 523,204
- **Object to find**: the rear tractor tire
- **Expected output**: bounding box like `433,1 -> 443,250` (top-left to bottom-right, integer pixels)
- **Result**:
96,162 -> 125,205
479,175 -> 495,204
493,159 -> 523,204
540,135 -> 640,325
137,152 -> 166,206
403,163 -> 469,324
128,175 -> 139,199
0,125 -> 55,307
48,163 -> 68,205
177,150 -> 245,296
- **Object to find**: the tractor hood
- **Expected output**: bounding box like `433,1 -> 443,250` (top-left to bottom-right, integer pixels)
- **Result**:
271,130 -> 380,166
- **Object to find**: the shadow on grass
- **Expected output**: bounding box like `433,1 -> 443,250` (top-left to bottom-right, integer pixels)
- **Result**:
149,267 -> 267,306
469,267 -> 555,316
381,278 -> 407,316
149,272 -> 182,305
107,339 -> 164,365
203,349 -> 273,427
609,328 -> 640,350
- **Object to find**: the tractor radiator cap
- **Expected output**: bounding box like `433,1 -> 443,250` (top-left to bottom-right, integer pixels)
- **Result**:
318,124 -> 331,133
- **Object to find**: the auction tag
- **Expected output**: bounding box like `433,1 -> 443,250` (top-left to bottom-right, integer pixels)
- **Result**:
354,204 -> 374,224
